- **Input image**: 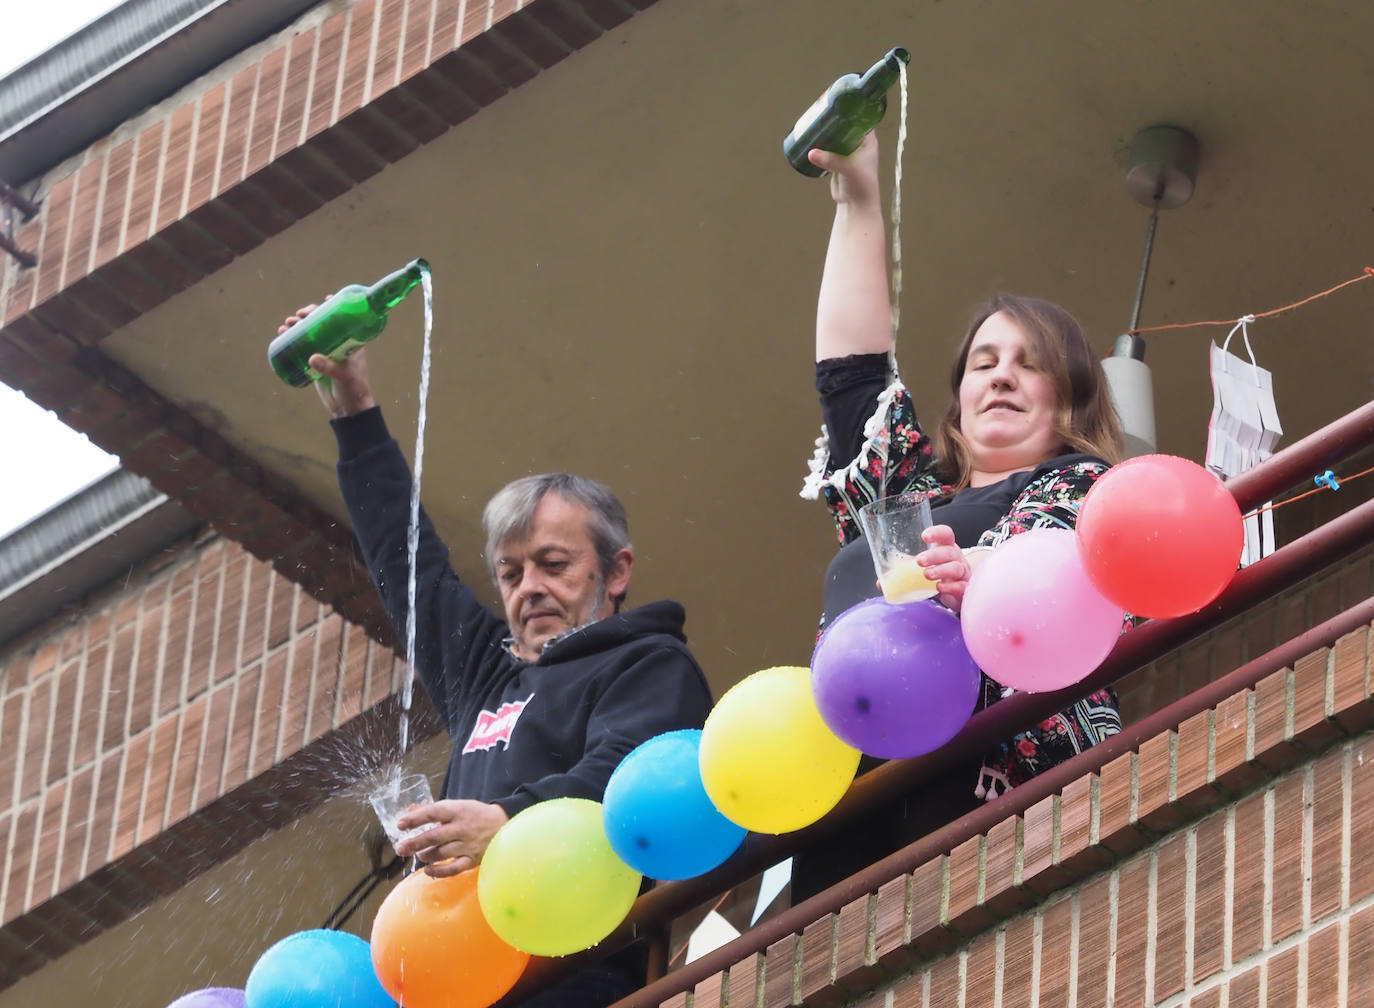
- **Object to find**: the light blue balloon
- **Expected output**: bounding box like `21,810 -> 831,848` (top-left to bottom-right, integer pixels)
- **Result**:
245,930 -> 393,1008
603,729 -> 747,881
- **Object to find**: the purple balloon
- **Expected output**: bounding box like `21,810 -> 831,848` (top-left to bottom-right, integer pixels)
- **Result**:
810,598 -> 980,759
166,989 -> 246,1008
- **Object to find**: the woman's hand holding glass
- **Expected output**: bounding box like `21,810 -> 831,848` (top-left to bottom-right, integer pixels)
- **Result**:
915,525 -> 983,614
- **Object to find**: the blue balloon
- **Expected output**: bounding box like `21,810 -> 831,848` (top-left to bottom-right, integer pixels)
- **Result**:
168,990 -> 245,1008
603,729 -> 747,881
245,930 -> 393,1008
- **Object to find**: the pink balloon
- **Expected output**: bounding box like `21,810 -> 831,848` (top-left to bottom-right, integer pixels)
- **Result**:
961,528 -> 1124,692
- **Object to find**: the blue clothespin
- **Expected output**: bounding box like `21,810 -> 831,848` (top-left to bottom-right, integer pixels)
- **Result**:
1314,470 -> 1341,491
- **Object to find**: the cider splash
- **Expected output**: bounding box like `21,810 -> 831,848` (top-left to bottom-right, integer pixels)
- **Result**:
399,267 -> 434,756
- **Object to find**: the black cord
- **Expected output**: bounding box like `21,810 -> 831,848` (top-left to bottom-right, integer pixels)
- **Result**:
322,854 -> 405,930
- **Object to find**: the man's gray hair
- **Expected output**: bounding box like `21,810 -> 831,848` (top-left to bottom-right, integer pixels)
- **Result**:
483,472 -> 632,588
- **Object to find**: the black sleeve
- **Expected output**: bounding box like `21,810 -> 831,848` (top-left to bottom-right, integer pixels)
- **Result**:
493,648 -> 715,818
817,353 -> 893,465
332,407 -> 509,731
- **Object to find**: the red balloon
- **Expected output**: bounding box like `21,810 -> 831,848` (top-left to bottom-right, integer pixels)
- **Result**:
1076,455 -> 1243,618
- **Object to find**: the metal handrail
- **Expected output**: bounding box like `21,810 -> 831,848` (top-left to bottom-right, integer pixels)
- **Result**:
503,398 -> 1374,1005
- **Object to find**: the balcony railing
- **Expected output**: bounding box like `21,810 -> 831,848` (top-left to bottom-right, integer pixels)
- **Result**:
504,398 -> 1374,1008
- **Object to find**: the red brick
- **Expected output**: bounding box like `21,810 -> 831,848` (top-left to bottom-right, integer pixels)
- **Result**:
3,804 -> 38,919
1174,708 -> 1217,813
123,122 -> 167,248
796,915 -> 835,1005
58,765 -> 96,891
871,875 -> 907,966
338,0 -> 378,119
723,952 -> 760,1008
155,103 -> 196,233
1310,747 -> 1345,921
111,731 -> 149,857
1231,793 -> 1265,961
1000,912 -> 1034,1008
306,12 -> 349,139
1153,833 -> 1187,1000
62,160 -> 104,289
927,948 -> 960,1008
461,33 -> 536,89
1252,666 -> 1295,770
1112,859 -> 1149,1007
945,835 -> 989,937
1076,887 -> 1110,1008
20,677 -> 54,802
254,650 -> 289,775
1293,647 -> 1341,750
218,64 -> 260,191
371,0 -> 407,98
1350,739 -> 1374,906
87,751 -> 121,868
1019,795 -> 1062,895
1307,921 -> 1342,1008
1192,813 -> 1226,984
245,46 -> 287,178
167,695 -> 207,823
277,29 -> 317,155
30,782 -> 68,902
908,855 -> 952,954
760,934 -> 797,1008
1270,774 -> 1304,944
398,0 -> 434,83
1038,897 -> 1073,1006
833,895 -> 870,990
982,816 -> 1026,915
46,661 -> 80,785
1098,752 -> 1142,855
963,929 -> 997,1004
138,719 -> 178,843
32,174 -> 76,307
1352,906 -> 1374,1008
186,83 -> 227,212
1267,943 -> 1299,1008
222,665 -> 261,789
1331,625 -> 1373,733
1136,731 -> 1180,831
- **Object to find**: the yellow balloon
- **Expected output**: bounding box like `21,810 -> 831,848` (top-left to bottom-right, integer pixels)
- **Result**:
699,665 -> 861,834
477,798 -> 641,957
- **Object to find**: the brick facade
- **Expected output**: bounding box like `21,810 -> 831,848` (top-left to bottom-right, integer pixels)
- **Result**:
653,617 -> 1374,1008
0,527 -> 433,986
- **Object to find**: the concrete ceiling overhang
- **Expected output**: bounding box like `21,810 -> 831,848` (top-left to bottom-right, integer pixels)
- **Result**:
5,0 -> 1374,708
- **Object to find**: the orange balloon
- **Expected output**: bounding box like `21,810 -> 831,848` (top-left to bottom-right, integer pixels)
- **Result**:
371,867 -> 529,1008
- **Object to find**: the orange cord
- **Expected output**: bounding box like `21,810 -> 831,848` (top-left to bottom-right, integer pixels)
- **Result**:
1129,267 -> 1374,336
1242,464 -> 1374,520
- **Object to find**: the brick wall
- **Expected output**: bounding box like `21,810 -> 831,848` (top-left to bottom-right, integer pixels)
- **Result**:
0,0 -> 659,664
657,617 -> 1374,1008
0,527 -> 418,984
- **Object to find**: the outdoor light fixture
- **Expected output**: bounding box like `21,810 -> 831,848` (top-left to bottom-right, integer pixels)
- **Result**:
1102,125 -> 1200,457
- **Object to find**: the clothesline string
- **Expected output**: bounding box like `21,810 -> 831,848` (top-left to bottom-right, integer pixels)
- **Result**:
1242,464 -> 1374,521
1128,266 -> 1374,336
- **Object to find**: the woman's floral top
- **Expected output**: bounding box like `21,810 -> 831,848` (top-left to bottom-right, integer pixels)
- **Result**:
801,376 -> 1125,799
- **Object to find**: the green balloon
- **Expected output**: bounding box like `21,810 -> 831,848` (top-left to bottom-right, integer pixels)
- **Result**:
477,798 -> 641,957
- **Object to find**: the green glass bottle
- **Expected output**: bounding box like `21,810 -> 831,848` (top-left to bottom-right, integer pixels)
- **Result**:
783,47 -> 910,177
268,258 -> 430,387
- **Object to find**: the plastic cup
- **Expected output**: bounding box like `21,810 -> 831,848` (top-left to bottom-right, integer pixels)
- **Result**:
857,493 -> 938,604
368,773 -> 436,849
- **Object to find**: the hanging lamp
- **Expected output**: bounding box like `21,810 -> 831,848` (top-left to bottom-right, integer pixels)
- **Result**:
1103,125 -> 1200,457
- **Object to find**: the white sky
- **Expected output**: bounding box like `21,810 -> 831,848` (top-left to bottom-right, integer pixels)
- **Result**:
0,0 -> 132,537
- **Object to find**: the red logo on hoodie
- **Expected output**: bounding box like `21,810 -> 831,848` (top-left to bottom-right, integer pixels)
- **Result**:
462,694 -> 534,754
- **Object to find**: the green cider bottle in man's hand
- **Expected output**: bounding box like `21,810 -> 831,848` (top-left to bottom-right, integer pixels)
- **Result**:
269,258 -> 429,387
783,47 -> 910,177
